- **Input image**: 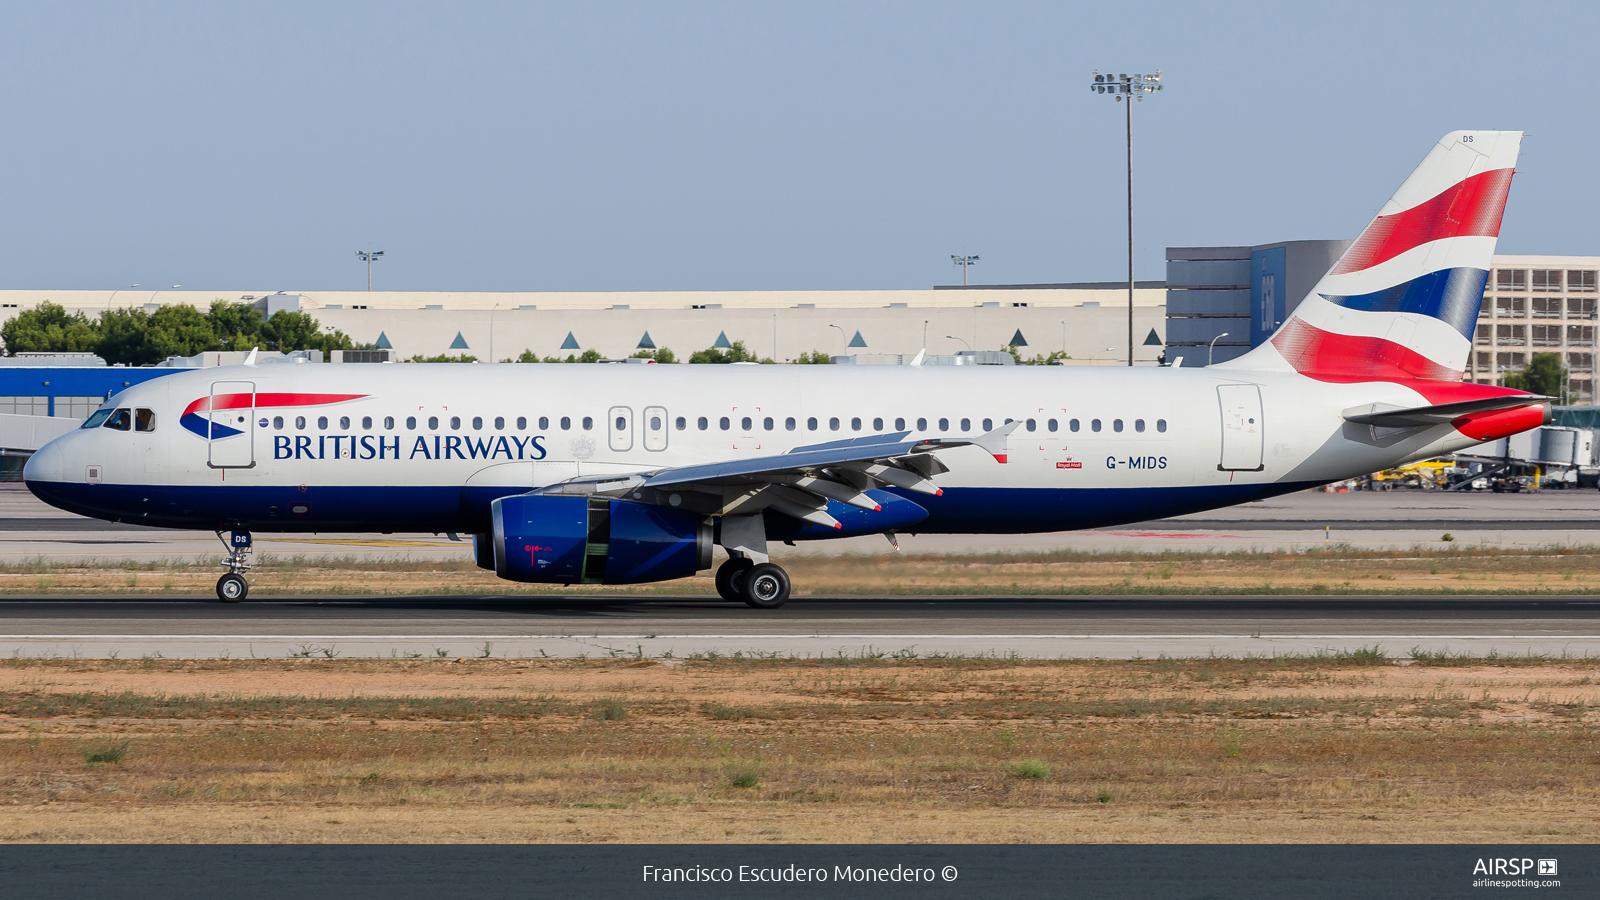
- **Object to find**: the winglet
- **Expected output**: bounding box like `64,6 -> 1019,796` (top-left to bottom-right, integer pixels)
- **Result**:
909,349 -> 925,368
973,421 -> 1022,463
243,347 -> 259,367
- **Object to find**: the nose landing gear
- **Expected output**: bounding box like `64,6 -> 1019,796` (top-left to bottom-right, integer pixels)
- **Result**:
215,529 -> 253,603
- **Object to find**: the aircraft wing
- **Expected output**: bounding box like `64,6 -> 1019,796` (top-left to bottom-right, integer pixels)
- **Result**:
1343,394 -> 1548,428
532,422 -> 1020,528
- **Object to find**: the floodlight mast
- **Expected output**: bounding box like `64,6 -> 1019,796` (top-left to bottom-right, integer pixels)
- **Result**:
951,254 -> 979,286
1090,69 -> 1162,366
356,250 -> 385,292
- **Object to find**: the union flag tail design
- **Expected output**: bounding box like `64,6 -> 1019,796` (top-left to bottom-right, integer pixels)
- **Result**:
1223,130 -> 1521,383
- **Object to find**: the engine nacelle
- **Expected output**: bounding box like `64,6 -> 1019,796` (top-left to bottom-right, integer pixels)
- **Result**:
491,494 -> 712,584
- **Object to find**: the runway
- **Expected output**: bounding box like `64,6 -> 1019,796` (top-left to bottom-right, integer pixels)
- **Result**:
4,595 -> 1599,660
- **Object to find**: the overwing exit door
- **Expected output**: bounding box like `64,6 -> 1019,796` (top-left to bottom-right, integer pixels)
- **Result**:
207,381 -> 256,468
1217,384 -> 1264,472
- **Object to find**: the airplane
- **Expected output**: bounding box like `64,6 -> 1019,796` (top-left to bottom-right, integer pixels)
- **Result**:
23,130 -> 1545,608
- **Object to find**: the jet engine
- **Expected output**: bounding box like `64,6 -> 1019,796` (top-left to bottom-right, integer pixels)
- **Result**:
489,494 -> 712,584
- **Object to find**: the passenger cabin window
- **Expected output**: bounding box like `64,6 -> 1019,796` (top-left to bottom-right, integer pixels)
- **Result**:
763,417 -> 774,431
981,418 -> 993,431
472,416 -> 483,430
785,417 -> 796,431
317,416 -> 328,429
1025,418 -> 1036,432
1135,419 -> 1145,433
917,418 -> 926,430
851,417 -> 862,431
675,416 -> 686,430
1091,419 -> 1102,432
273,416 -> 285,429
616,415 -> 628,431
494,417 -> 504,430
428,416 -> 440,430
808,417 -> 818,430
894,418 -> 905,431
339,416 -> 350,429
361,416 -> 372,429
406,416 -> 417,430
960,418 -> 970,432
720,417 -> 731,431
1048,419 -> 1058,432
872,417 -> 883,430
450,416 -> 461,430
829,417 -> 840,431
650,414 -> 662,430
741,416 -> 752,431
296,416 -> 307,430
384,416 -> 395,429
698,417 -> 708,430
938,418 -> 948,431
104,408 -> 132,431
1070,419 -> 1080,432
1113,419 -> 1123,432
81,410 -> 111,429
1157,419 -> 1167,433
513,416 -> 523,430
582,416 -> 593,430
560,417 -> 571,430
538,416 -> 549,429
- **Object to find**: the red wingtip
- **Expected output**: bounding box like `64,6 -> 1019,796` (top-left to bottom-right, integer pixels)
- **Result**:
934,488 -> 944,497
833,522 -> 842,529
993,455 -> 1008,464
872,504 -> 882,511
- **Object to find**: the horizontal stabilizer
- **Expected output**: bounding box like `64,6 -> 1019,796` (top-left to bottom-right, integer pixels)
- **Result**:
1343,394 -> 1547,428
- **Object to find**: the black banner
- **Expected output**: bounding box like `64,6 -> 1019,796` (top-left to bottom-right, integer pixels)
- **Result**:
0,845 -> 1592,899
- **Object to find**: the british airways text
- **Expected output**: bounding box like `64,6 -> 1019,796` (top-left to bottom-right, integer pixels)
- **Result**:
274,434 -> 548,461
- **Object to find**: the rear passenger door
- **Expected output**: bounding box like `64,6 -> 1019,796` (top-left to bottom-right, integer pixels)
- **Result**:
643,406 -> 668,451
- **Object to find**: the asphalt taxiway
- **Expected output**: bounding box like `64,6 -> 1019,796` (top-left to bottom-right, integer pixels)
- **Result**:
2,595 -> 1597,660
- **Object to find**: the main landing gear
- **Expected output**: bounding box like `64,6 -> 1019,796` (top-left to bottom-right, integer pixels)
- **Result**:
715,557 -> 791,609
215,529 -> 253,603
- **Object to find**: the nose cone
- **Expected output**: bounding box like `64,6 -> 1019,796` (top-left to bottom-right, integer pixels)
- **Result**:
23,437 -> 65,484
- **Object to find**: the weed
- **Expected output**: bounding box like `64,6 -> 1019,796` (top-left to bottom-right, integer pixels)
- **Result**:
1096,789 -> 1113,803
479,642 -> 494,659
1442,533 -> 1455,542
1008,758 -> 1050,779
592,700 -> 628,722
1222,732 -> 1243,758
726,763 -> 763,789
434,648 -> 449,658
702,702 -> 754,721
80,740 -> 129,766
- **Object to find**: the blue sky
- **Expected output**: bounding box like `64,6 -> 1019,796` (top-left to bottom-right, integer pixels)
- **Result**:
0,1 -> 1594,293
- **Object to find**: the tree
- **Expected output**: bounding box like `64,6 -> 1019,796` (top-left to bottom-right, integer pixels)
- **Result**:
94,307 -> 159,366
542,349 -> 604,363
791,349 -> 833,365
1505,351 -> 1568,401
629,347 -> 677,364
207,300 -> 266,351
689,340 -> 771,364
1,302 -> 99,355
261,310 -> 354,353
407,353 -> 478,363
145,304 -> 219,360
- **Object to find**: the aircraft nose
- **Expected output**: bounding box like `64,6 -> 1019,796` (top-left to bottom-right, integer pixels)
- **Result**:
23,437 -> 65,483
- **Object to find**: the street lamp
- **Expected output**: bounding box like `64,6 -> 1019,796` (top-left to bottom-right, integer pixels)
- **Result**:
356,250 -> 385,292
489,302 -> 500,363
1208,332 -> 1230,366
951,255 -> 979,286
1091,69 -> 1163,366
1060,319 -> 1068,355
147,285 -> 180,309
945,334 -> 972,353
108,284 -> 139,310
828,323 -> 847,355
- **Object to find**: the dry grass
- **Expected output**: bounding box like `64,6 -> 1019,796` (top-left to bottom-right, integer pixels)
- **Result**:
9,543 -> 1600,596
1,657 -> 1598,843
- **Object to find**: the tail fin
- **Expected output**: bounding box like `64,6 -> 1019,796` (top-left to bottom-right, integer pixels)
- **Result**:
1222,130 -> 1521,382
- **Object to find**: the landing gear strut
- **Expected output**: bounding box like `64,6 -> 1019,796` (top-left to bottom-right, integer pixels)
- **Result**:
215,529 -> 253,603
715,514 -> 790,609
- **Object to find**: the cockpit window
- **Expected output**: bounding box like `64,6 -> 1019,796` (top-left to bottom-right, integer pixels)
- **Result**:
104,408 -> 132,431
82,410 -> 112,429
135,409 -> 156,432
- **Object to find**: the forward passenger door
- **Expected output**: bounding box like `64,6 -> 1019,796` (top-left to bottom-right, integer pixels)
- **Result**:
207,380 -> 256,469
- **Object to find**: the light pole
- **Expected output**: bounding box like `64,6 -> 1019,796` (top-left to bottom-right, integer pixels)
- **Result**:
489,302 -> 500,362
1091,69 -> 1162,366
945,334 -> 972,353
773,313 -> 779,361
1060,319 -> 1068,355
951,254 -> 979,286
108,284 -> 139,310
356,250 -> 385,291
1207,332 -> 1230,366
147,285 -> 180,310
828,323 -> 846,355
923,319 -> 930,351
